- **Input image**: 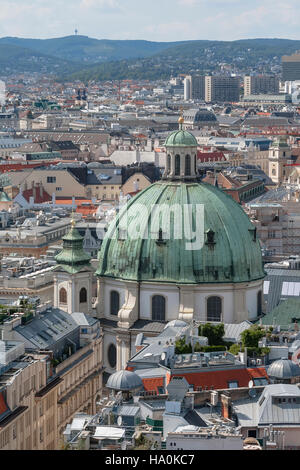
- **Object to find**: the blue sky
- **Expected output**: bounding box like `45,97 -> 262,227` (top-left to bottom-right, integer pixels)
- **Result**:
0,0 -> 299,41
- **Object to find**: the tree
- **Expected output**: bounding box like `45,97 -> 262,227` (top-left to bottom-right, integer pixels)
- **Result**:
240,325 -> 265,348
175,337 -> 192,354
198,323 -> 225,346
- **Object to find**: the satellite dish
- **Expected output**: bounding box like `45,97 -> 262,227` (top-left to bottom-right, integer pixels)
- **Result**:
249,389 -> 257,399
161,352 -> 166,362
248,380 -> 254,389
117,416 -> 122,426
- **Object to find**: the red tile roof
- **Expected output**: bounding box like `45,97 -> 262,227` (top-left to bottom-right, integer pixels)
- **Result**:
171,367 -> 269,390
22,187 -> 51,204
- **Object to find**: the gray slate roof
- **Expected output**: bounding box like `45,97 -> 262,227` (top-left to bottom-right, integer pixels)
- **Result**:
14,308 -> 78,350
234,384 -> 300,427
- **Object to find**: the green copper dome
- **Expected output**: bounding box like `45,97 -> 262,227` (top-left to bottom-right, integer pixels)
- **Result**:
164,129 -> 198,147
96,181 -> 265,284
55,225 -> 91,274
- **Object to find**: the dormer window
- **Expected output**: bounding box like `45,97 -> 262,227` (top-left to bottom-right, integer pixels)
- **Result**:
156,228 -> 166,245
205,229 -> 215,245
249,227 -> 257,242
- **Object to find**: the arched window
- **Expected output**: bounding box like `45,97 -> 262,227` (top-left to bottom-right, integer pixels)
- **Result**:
167,154 -> 171,173
207,296 -> 222,322
79,287 -> 87,304
152,295 -> 166,322
108,344 -> 117,368
185,155 -> 191,176
110,291 -> 120,316
175,155 -> 180,176
59,288 -> 67,304
257,290 -> 262,316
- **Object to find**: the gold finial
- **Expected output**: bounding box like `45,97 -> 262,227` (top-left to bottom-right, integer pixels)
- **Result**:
178,107 -> 184,127
71,210 -> 76,228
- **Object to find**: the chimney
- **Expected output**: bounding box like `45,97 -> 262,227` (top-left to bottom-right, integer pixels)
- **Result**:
220,393 -> 232,420
39,182 -> 43,199
33,184 -> 36,202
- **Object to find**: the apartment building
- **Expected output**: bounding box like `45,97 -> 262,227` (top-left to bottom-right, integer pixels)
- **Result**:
282,53 -> 300,82
0,307 -> 103,450
205,76 -> 240,103
244,76 -> 279,96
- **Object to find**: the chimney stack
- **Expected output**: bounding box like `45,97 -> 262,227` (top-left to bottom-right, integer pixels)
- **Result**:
220,393 -> 232,420
33,184 -> 36,202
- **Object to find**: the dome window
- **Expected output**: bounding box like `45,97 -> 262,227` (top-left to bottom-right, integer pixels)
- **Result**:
110,290 -> 120,316
257,290 -> 262,316
207,296 -> 222,322
175,155 -> 180,176
156,228 -> 166,245
79,287 -> 87,304
249,227 -> 257,242
59,288 -> 67,304
152,295 -> 166,322
185,155 -> 191,176
108,343 -> 117,369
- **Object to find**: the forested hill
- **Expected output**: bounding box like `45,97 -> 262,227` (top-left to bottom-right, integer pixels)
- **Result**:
0,36 -> 300,79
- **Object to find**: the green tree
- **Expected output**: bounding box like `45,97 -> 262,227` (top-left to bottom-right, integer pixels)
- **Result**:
240,325 -> 265,348
198,323 -> 225,346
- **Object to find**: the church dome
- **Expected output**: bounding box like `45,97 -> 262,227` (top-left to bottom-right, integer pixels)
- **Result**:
164,129 -> 198,147
106,370 -> 143,391
268,358 -> 300,380
96,180 -> 265,284
194,109 -> 217,123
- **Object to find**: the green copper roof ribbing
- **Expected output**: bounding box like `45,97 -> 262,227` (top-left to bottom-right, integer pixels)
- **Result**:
96,181 -> 265,284
55,226 -> 91,271
164,129 -> 198,147
258,298 -> 300,330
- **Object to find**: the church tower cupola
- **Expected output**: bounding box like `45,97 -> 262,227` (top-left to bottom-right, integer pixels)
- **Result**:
54,217 -> 93,315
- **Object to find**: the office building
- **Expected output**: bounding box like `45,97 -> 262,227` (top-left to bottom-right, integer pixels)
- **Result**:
244,76 -> 279,96
205,76 -> 240,103
282,53 -> 300,81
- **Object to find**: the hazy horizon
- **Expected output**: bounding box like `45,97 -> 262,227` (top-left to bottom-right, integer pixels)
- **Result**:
0,0 -> 299,42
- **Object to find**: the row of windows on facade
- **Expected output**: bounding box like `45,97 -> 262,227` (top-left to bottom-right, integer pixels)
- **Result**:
109,291 -> 263,321
59,288 -> 263,320
166,154 -> 196,176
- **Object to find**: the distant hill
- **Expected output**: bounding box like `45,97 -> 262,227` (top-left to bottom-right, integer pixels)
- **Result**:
0,36 -> 184,64
0,36 -> 300,79
0,42 -> 81,75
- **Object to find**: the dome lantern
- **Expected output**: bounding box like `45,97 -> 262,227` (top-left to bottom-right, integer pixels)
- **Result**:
163,115 -> 198,181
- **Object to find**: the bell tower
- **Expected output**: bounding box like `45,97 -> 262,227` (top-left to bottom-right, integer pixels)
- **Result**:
53,218 -> 94,315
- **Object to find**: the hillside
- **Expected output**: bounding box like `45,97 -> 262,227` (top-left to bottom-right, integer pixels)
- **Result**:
0,36 -> 183,64
0,36 -> 300,79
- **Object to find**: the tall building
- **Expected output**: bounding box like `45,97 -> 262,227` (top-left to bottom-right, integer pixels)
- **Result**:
184,75 -> 205,101
205,76 -> 240,103
244,76 -> 279,96
282,53 -> 300,81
